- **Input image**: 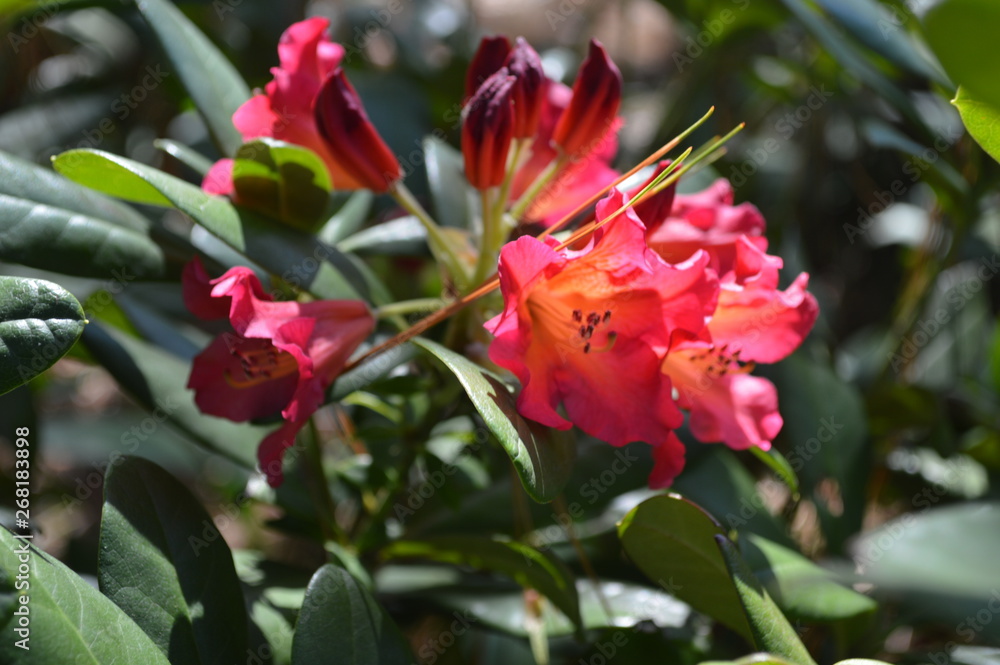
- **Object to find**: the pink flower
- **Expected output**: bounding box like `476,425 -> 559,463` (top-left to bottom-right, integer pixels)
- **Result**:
183,258 -> 374,486
485,189 -> 718,487
203,17 -> 399,195
646,204 -> 819,454
643,178 -> 768,276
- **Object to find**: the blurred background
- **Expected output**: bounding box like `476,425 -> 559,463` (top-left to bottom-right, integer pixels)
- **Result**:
1,0 -> 998,663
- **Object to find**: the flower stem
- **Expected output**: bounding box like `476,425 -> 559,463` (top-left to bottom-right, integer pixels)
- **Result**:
374,298 -> 446,320
391,181 -> 470,289
509,154 -> 568,221
472,187 -> 499,287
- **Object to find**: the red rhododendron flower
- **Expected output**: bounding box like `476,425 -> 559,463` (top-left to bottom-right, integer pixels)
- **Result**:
485,189 -> 718,487
465,35 -> 623,226
509,81 -> 621,225
643,178 -> 768,276
462,68 -> 516,190
636,187 -> 819,454
202,17 -> 399,195
183,258 -> 374,486
552,40 -> 622,159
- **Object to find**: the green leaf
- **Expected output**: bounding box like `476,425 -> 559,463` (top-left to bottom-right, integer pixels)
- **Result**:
339,216 -> 428,255
953,86 -> 1000,164
924,0 -> 1000,111
0,149 -> 148,231
134,0 -> 250,154
231,138 -> 333,230
617,493 -> 754,641
154,139 -> 214,175
0,527 -> 172,665
813,0 -> 948,85
99,456 -> 249,664
0,277 -> 85,396
0,193 -> 164,279
740,534 -> 877,623
423,135 -> 476,229
53,149 -> 369,301
413,337 -> 575,503
317,190 -> 374,245
80,321 -> 268,470
291,564 -> 412,665
382,536 -> 582,632
716,537 -> 817,665
851,502 -> 1000,639
749,446 -> 799,497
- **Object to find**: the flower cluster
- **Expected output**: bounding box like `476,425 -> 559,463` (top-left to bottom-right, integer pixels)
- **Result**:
186,21 -> 818,490
486,178 -> 818,487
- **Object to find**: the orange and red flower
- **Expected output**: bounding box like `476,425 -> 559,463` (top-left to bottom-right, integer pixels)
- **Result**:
183,258 -> 374,486
485,189 -> 718,487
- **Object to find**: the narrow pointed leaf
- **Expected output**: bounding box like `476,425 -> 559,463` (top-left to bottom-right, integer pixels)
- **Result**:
134,0 -> 250,154
52,149 -> 369,301
99,456 -> 249,665
716,536 -> 818,665
413,337 -> 575,503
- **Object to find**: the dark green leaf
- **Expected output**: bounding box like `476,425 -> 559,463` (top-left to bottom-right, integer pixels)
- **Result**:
52,149 -> 369,301
923,0 -> 1000,111
0,150 -> 148,231
0,527 -> 171,664
231,139 -> 332,230
413,337 -> 575,503
715,536 -> 817,665
382,536 -> 582,632
953,86 -> 1000,164
99,456 -> 249,665
617,493 -> 754,641
0,192 -> 164,279
134,0 -> 250,154
0,277 -> 85,396
291,564 -> 412,665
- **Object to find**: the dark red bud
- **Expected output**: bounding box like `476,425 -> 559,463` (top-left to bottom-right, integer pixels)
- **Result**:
552,40 -> 622,159
462,68 -> 516,189
466,35 -> 512,99
314,69 -> 401,192
504,37 -> 545,139
627,161 -> 676,232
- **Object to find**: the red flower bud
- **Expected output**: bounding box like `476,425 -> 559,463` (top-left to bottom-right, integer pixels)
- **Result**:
462,68 -> 516,189
627,161 -> 676,231
466,35 -> 512,99
505,37 -> 545,138
314,68 -> 401,192
552,40 -> 622,159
